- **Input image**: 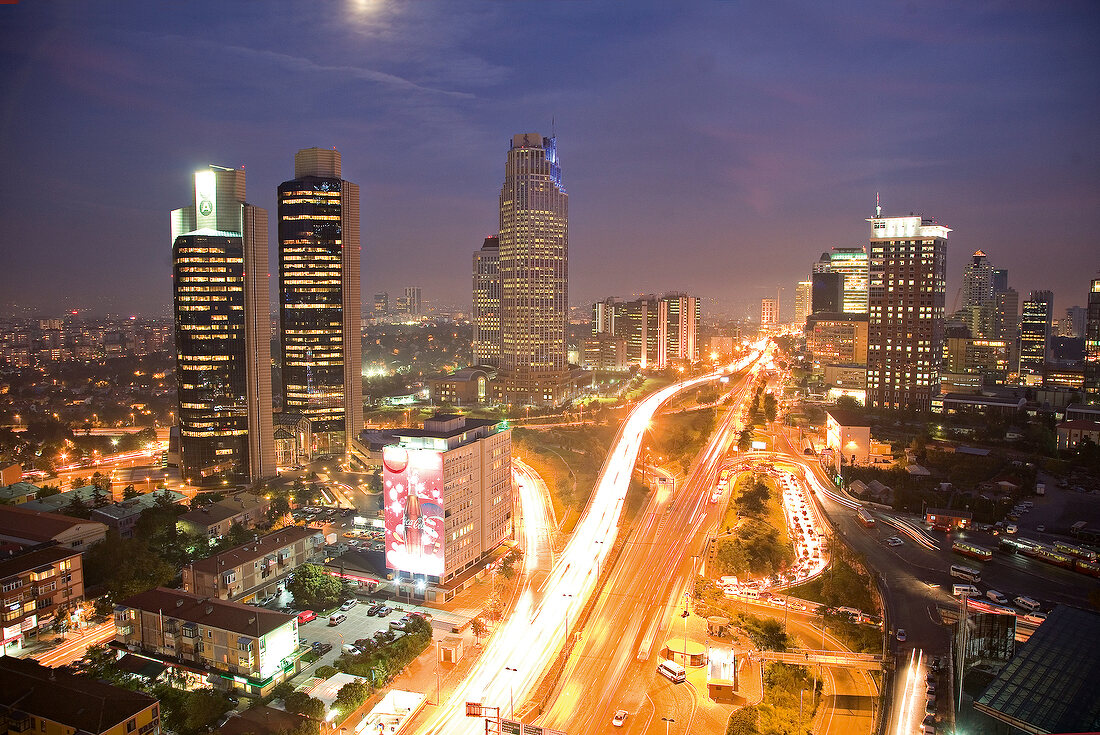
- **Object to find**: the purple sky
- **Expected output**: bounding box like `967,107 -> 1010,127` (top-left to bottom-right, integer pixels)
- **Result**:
1,1 -> 1097,318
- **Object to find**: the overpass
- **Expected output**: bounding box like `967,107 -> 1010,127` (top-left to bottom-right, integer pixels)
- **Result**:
755,648 -> 885,670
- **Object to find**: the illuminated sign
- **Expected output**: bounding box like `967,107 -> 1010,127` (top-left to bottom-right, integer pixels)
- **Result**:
195,170 -> 217,230
383,446 -> 445,577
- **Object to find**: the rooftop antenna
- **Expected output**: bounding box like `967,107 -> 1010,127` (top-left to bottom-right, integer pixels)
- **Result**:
875,192 -> 881,218
552,116 -> 556,138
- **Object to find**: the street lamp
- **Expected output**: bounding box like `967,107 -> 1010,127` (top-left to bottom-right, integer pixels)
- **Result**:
661,716 -> 675,734
561,593 -> 574,643
504,665 -> 518,719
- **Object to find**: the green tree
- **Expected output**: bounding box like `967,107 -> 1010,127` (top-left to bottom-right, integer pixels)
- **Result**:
738,428 -> 754,452
334,678 -> 372,716
37,484 -> 62,498
62,494 -> 91,519
287,564 -> 343,610
763,393 -> 777,423
726,706 -> 760,735
284,692 -> 325,720
471,616 -> 488,644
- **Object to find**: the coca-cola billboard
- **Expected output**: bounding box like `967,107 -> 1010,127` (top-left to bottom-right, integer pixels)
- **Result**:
383,446 -> 445,577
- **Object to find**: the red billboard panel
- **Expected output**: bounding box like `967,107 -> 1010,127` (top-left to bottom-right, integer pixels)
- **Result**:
383,446 -> 445,577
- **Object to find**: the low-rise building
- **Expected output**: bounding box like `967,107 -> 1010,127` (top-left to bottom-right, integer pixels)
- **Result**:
581,334 -> 629,372
0,655 -> 161,735
0,544 -> 84,655
18,484 -> 112,514
825,408 -> 871,469
931,392 -> 1027,416
176,493 -> 271,542
1056,420 -> 1100,451
924,508 -> 972,530
428,366 -> 497,406
113,587 -> 301,696
273,413 -> 313,468
182,526 -> 324,603
0,481 -> 39,506
89,490 -> 188,539
0,506 -> 107,552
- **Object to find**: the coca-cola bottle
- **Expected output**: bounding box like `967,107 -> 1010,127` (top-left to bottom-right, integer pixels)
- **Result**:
403,492 -> 424,558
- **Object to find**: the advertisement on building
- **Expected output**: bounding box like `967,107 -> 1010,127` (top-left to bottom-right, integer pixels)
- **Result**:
383,446 -> 445,577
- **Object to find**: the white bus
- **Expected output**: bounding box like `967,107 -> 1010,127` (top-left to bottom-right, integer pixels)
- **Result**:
950,564 -> 981,583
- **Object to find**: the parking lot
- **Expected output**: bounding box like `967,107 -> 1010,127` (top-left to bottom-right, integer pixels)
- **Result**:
296,599 -> 437,665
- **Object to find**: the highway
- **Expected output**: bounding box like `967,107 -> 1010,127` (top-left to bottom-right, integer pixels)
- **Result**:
534,361 -> 765,734
413,351 -> 762,735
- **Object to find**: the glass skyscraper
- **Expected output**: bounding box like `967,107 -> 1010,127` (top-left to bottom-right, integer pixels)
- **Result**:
497,134 -> 569,405
277,147 -> 362,457
172,166 -> 274,486
472,235 -> 501,366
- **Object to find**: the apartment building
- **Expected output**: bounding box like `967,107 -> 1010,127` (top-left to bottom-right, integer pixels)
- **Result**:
182,526 -> 324,603
0,506 -> 107,552
176,492 -> 271,541
113,587 -> 300,696
0,545 -> 84,655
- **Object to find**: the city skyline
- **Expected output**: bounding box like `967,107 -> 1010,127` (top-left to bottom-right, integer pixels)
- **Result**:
1,2 -> 1098,317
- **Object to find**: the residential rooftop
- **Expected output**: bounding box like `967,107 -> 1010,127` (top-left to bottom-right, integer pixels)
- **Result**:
188,525 -> 321,575
0,655 -> 158,733
0,505 -> 107,543
0,543 -> 79,581
117,587 -> 295,638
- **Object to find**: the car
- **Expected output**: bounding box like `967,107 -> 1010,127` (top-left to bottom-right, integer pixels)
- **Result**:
342,644 -> 362,656
389,619 -> 407,631
1036,524 -> 1046,532
377,606 -> 392,617
297,610 -> 317,624
340,599 -> 357,611
311,642 -> 333,655
612,710 -> 628,727
896,629 -> 907,642
366,603 -> 383,616
886,536 -> 903,547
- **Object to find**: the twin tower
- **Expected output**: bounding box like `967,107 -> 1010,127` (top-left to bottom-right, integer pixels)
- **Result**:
171,148 -> 361,487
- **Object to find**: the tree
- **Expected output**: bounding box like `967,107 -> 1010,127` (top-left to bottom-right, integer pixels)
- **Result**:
284,692 -> 325,720
122,484 -> 140,500
37,484 -> 62,498
63,494 -> 91,519
726,706 -> 760,735
738,428 -> 754,452
763,393 -> 777,423
287,564 -> 343,610
334,679 -> 372,716
272,681 -> 296,702
471,616 -> 488,644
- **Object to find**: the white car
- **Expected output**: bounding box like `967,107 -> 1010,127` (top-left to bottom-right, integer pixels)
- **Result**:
886,536 -> 903,547
340,599 -> 357,611
612,710 -> 628,727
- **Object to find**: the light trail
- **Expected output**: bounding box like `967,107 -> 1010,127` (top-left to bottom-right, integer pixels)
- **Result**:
893,648 -> 925,735
414,352 -> 762,734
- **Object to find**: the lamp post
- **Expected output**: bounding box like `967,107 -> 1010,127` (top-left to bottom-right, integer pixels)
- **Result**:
561,593 -> 574,644
504,665 -> 518,719
594,540 -> 604,581
661,716 -> 675,735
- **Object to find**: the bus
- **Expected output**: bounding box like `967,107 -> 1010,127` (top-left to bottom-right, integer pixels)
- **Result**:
952,541 -> 993,562
1053,541 -> 1098,563
950,564 -> 982,583
857,508 -> 875,528
1034,545 -> 1075,570
1076,558 -> 1100,578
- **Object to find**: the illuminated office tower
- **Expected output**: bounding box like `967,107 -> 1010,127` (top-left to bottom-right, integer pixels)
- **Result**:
794,280 -> 813,325
961,250 -> 995,337
1086,277 -> 1100,399
403,287 -> 422,317
828,247 -> 870,313
662,293 -> 700,362
472,236 -> 501,365
761,298 -> 778,328
1019,290 -> 1054,379
278,147 -> 362,456
866,213 -> 949,411
497,133 -> 568,405
172,166 -> 274,485
592,294 -> 698,369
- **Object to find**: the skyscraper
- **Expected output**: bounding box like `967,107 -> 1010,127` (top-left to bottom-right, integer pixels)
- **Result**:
277,147 -> 362,457
828,247 -> 870,313
794,280 -> 813,325
172,166 -> 274,485
1086,277 -> 1100,399
1019,290 -> 1054,379
472,235 -> 501,365
497,133 -> 568,405
961,250 -> 995,337
866,213 -> 949,411
761,298 -> 778,328
592,293 -> 699,369
403,287 -> 422,317
811,272 -> 844,314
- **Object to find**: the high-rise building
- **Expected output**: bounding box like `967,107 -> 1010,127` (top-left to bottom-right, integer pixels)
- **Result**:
794,280 -> 813,325
472,236 -> 501,365
1061,305 -> 1087,338
866,213 -> 949,411
761,298 -> 778,328
404,286 -> 422,317
1019,290 -> 1054,379
811,272 -> 844,314
497,133 -> 569,405
382,414 -> 512,601
962,250 -> 996,337
992,268 -> 1009,294
806,312 -> 869,372
828,247 -> 870,313
373,292 -> 389,316
993,288 -> 1019,342
172,166 -> 274,485
592,293 -> 700,369
277,147 -> 362,457
1086,277 -> 1100,399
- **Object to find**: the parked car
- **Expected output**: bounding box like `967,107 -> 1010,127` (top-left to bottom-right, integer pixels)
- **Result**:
311,642 -> 333,654
340,599 -> 357,611
389,619 -> 407,631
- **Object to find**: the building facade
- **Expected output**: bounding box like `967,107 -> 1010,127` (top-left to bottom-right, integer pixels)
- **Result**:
182,526 -> 324,603
794,280 -> 812,326
382,414 -> 512,601
278,148 -> 362,458
760,298 -> 778,328
1086,277 -> 1100,399
497,134 -> 569,405
866,214 -> 949,411
810,271 -> 844,314
827,246 -> 870,313
172,166 -> 274,486
0,546 -> 83,655
113,587 -> 300,696
961,250 -> 995,337
592,294 -> 700,369
1019,290 -> 1054,379
805,313 -> 869,372
472,235 -> 501,366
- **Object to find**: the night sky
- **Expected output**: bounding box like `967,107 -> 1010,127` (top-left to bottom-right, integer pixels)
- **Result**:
1,1 -> 1097,318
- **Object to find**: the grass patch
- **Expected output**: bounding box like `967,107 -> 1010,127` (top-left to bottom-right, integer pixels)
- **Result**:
785,553 -> 876,614
514,424 -> 618,520
710,473 -> 795,579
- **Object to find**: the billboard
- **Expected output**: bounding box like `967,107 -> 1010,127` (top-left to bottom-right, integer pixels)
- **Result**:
383,446 -> 445,577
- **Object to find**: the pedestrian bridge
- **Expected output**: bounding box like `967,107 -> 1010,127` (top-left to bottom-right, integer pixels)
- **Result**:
756,648 -> 884,670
